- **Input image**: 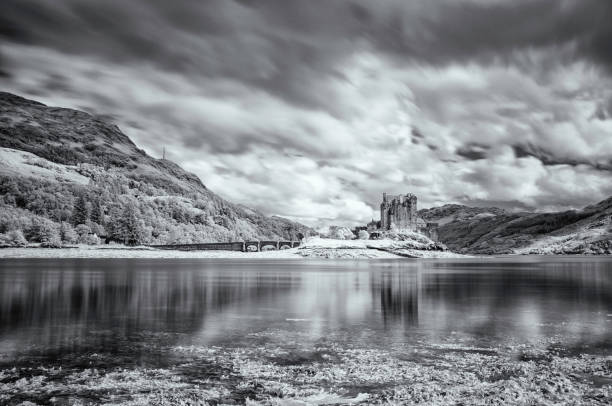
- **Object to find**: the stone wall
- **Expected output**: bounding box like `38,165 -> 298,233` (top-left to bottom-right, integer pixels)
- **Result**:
377,193 -> 439,241
380,193 -> 418,231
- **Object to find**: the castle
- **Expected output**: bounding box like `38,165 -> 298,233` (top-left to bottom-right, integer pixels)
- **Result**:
365,193 -> 438,240
380,192 -> 419,231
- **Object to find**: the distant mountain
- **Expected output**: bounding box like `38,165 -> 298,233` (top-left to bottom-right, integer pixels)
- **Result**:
0,92 -> 312,245
419,200 -> 612,255
418,204 -> 508,225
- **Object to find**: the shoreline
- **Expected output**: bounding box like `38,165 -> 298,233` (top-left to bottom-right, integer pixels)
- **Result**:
0,246 -> 303,259
0,246 -> 471,259
1,246 -> 608,260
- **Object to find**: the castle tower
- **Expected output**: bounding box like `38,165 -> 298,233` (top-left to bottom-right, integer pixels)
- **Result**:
379,193 -> 418,231
380,193 -> 389,230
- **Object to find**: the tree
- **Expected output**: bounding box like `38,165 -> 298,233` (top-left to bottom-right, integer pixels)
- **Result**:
332,227 -> 354,240
75,223 -> 92,239
1,230 -> 28,247
60,222 -> 78,244
121,203 -> 144,246
90,199 -> 104,225
1,178 -> 20,206
105,207 -> 120,241
72,195 -> 89,225
358,230 -> 370,240
82,233 -> 101,245
27,218 -> 55,242
89,222 -> 105,238
73,223 -> 101,245
40,225 -> 62,248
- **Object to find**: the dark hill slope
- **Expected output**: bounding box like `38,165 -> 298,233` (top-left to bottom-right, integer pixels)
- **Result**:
0,92 -> 208,194
0,92 -> 312,244
419,200 -> 612,254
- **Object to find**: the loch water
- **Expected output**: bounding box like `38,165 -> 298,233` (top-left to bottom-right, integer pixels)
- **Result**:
0,257 -> 611,404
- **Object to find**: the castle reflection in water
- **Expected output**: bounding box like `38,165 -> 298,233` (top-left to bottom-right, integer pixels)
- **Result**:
0,258 -> 611,363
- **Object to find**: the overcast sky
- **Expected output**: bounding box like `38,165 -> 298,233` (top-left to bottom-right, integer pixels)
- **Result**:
2,0 -> 612,227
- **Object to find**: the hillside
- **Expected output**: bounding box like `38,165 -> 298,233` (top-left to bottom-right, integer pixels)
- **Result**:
420,200 -> 612,254
418,204 -> 507,225
0,92 -> 312,246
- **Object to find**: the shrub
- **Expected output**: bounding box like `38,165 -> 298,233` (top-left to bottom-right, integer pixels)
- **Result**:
40,228 -> 62,248
0,233 -> 10,246
75,224 -> 92,238
89,222 -> 105,237
26,217 -> 58,243
0,230 -> 28,247
75,224 -> 97,244
8,230 -> 27,246
60,222 -> 78,244
82,233 -> 101,245
332,227 -> 354,240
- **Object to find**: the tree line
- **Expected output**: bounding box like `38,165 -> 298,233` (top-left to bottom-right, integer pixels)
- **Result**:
0,165 -> 304,248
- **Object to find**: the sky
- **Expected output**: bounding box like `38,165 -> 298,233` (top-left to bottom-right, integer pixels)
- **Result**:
1,0 -> 612,228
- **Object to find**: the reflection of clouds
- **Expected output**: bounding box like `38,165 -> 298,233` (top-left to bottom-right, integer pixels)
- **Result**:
197,259 -> 612,349
194,268 -> 375,344
0,258 -> 611,360
517,301 -> 543,343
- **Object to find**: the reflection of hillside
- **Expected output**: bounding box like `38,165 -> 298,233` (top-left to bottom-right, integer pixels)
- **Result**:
417,260 -> 612,342
1,257 -> 611,363
422,260 -> 612,305
0,259 -> 299,352
365,259 -> 612,345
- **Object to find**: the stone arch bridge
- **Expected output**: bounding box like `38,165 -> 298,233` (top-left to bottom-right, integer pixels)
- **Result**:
150,240 -> 301,252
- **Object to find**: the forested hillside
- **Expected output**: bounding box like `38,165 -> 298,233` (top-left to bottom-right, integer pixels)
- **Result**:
0,92 -> 312,247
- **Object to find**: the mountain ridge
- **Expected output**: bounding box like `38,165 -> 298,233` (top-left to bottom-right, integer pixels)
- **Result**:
0,92 -> 312,245
1,91 -> 610,253
419,199 -> 612,254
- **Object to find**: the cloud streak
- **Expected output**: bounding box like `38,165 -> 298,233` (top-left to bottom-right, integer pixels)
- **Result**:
1,0 -> 612,227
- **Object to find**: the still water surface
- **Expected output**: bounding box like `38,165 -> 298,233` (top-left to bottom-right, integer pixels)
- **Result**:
0,257 -> 611,404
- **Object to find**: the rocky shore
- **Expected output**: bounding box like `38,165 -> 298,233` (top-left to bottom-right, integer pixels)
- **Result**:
0,234 -> 467,259
296,235 -> 467,259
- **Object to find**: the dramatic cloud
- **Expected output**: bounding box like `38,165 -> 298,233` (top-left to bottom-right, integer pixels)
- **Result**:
2,0 -> 612,227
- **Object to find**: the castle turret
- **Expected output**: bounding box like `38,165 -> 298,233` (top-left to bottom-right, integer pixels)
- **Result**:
379,192 -> 418,231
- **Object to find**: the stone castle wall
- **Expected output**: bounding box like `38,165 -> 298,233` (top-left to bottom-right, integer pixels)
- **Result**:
380,193 -> 418,231
379,193 -> 439,241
